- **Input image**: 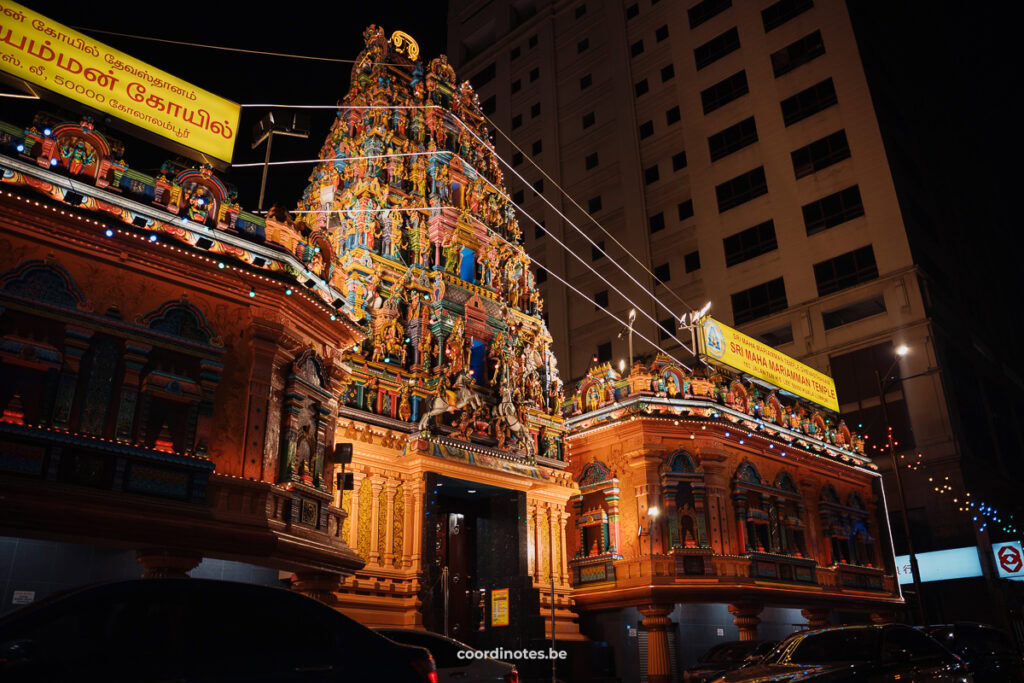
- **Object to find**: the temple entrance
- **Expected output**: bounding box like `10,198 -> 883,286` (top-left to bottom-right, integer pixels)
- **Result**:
421,474 -> 529,646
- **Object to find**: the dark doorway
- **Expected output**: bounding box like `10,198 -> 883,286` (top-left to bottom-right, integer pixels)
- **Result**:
420,474 -> 534,647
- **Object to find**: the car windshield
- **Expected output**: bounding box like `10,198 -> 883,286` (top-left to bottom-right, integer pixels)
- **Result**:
787,629 -> 879,664
701,642 -> 759,663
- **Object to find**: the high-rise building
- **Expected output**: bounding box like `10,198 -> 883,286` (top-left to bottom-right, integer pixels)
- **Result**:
448,0 -> 1024,632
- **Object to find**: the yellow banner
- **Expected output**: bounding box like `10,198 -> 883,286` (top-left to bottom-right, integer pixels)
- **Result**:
490,588 -> 509,627
699,317 -> 839,412
0,2 -> 239,162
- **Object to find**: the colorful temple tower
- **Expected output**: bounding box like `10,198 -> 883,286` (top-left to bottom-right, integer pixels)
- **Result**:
289,27 -> 578,644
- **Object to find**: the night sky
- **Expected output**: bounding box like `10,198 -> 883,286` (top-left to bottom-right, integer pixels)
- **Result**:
5,1 -> 1020,343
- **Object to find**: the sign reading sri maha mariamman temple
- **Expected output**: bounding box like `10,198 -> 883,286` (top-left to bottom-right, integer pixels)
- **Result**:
699,316 -> 839,412
0,2 -> 240,162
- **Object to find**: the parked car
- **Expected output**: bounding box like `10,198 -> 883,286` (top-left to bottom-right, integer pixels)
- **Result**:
683,640 -> 777,682
376,628 -> 518,683
921,623 -> 1024,682
712,624 -> 971,682
0,579 -> 437,682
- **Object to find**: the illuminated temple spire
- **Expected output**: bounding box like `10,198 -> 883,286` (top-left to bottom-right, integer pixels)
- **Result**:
293,26 -> 564,459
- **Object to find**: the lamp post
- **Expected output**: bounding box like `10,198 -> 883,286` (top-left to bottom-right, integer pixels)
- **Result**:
627,308 -> 637,370
642,505 -> 660,578
874,344 -> 927,624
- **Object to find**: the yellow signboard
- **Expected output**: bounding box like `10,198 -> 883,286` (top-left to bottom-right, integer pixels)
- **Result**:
698,317 -> 839,412
490,588 -> 509,627
0,2 -> 239,162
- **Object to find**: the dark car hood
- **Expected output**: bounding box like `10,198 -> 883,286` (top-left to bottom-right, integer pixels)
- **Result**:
716,662 -> 863,682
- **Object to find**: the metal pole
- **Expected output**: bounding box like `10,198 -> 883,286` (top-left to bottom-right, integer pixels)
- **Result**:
628,316 -> 634,370
442,565 -> 450,637
876,368 -> 926,624
550,532 -> 557,683
257,132 -> 273,212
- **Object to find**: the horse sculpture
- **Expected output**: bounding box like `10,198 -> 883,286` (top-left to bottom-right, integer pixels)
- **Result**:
417,369 -> 484,431
495,385 -> 534,457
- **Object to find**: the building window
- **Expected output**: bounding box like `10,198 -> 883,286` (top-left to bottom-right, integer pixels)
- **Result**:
791,130 -> 851,178
626,3 -> 639,20
715,167 -> 767,212
528,34 -> 538,48
635,79 -> 649,97
644,165 -> 660,185
781,78 -> 837,126
578,37 -> 589,53
666,106 -> 681,125
534,223 -> 544,239
481,95 -> 496,115
631,40 -> 645,57
731,277 -> 788,325
511,79 -> 521,94
512,114 -> 523,130
708,116 -> 758,161
685,250 -> 701,273
689,0 -> 732,28
594,289 -> 609,309
724,220 -> 778,267
677,200 -> 694,221
803,185 -> 864,235
597,341 -> 612,363
758,324 -> 794,347
701,70 -> 749,114
656,25 -> 669,42
510,46 -> 521,60
575,4 -> 587,19
533,179 -> 544,193
581,74 -> 593,90
771,30 -> 825,78
639,120 -> 654,139
536,266 -> 547,283
512,190 -> 524,204
813,245 -> 879,296
470,62 -> 496,89
649,212 -> 665,233
588,196 -> 602,213
762,0 -> 814,33
532,139 -> 543,155
529,67 -> 540,82
654,262 -> 671,282
659,317 -> 676,342
591,240 -> 605,261
512,152 -> 523,166
823,296 -> 887,331
694,27 -> 740,71
661,64 -> 675,82
672,151 -> 688,171
585,152 -> 599,170
530,102 -> 541,117
582,112 -> 595,128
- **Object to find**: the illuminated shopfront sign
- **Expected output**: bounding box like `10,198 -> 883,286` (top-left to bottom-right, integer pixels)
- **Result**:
698,316 -> 839,412
992,541 -> 1024,581
0,2 -> 239,162
894,547 -> 983,584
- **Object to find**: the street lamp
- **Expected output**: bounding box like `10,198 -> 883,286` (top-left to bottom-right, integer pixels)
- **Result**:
640,505 -> 660,577
627,308 -> 637,370
875,343 -> 926,624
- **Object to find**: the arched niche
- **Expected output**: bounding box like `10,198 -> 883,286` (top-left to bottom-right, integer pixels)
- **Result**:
733,461 -> 807,556
660,449 -> 708,550
571,460 -> 622,559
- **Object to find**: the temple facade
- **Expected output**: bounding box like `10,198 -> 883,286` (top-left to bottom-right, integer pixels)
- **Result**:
562,358 -> 902,682
286,27 -> 578,644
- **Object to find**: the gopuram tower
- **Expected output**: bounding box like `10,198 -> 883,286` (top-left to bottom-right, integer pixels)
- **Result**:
285,26 -> 579,646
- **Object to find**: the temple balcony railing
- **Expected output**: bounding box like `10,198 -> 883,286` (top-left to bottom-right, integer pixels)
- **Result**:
569,552 -> 621,585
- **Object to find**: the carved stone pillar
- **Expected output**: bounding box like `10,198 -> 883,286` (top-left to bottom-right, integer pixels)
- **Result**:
702,463 -> 729,554
664,484 -> 681,549
559,509 -> 570,586
692,483 -> 709,547
136,548 -> 201,578
733,492 -> 749,553
548,503 -> 560,585
348,470 -> 366,549
369,476 -> 384,565
801,608 -> 830,631
604,488 -> 621,554
193,358 -> 223,455
243,320 -> 290,482
728,603 -> 763,641
639,604 -> 674,683
51,325 -> 93,429
800,481 -> 823,564
383,479 -> 398,567
114,342 -> 151,441
527,503 -> 537,578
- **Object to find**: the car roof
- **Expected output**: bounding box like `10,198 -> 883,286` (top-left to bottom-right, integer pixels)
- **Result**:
376,628 -> 474,649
